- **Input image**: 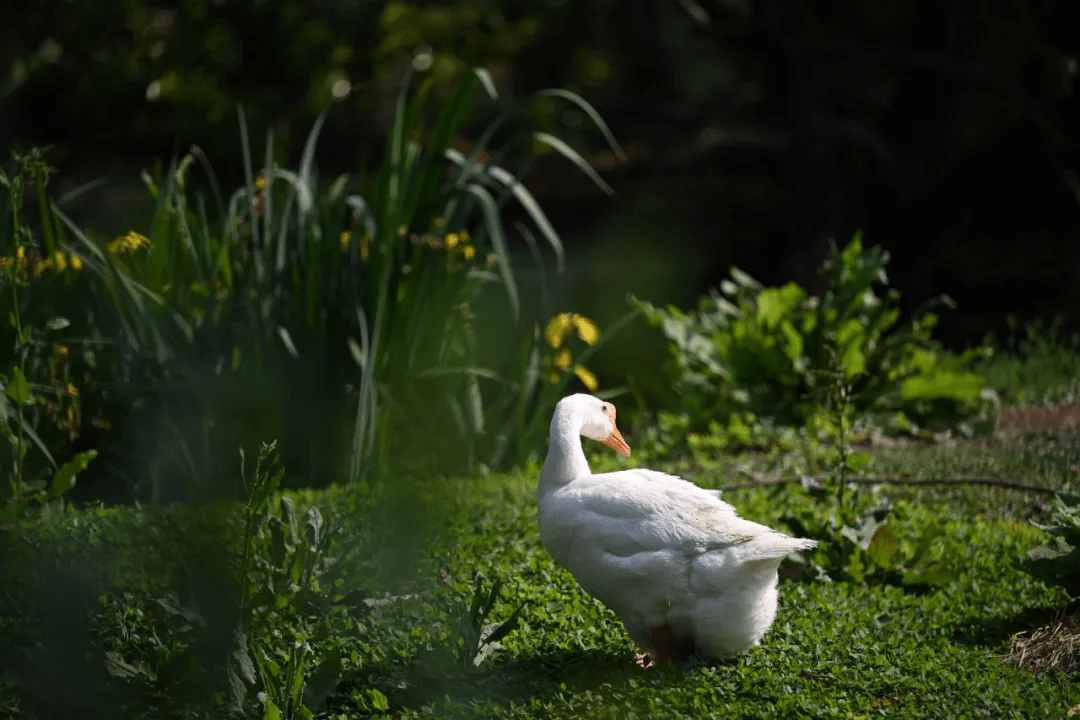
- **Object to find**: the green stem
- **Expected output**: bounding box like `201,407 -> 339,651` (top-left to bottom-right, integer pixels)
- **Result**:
6,181 -> 26,518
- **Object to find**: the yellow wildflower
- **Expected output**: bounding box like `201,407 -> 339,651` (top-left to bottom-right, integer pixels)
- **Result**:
445,233 -> 460,250
55,345 -> 69,358
360,233 -> 372,261
255,176 -> 267,190
574,365 -> 599,391
52,251 -> 68,272
550,348 -> 599,390
340,230 -> 352,250
33,257 -> 53,278
66,383 -> 79,398
70,254 -> 83,271
545,313 -> 600,348
462,245 -> 475,260
574,315 -> 599,344
108,231 -> 151,254
397,225 -> 407,238
4,246 -> 29,275
546,314 -> 572,348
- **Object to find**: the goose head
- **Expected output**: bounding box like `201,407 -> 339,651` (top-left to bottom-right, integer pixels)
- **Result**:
552,393 -> 631,457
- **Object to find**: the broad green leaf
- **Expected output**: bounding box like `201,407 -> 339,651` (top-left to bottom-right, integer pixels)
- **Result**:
49,449 -> 97,498
45,316 -> 70,331
5,368 -> 31,405
900,371 -> 985,401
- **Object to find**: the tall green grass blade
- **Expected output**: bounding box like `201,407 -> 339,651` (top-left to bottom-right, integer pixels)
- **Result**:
472,67 -> 499,101
236,105 -> 262,281
467,157 -> 565,272
531,132 -> 615,196
536,88 -> 627,161
463,183 -> 518,321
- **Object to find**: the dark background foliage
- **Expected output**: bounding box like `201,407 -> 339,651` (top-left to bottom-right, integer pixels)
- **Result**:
4,0 -> 1078,352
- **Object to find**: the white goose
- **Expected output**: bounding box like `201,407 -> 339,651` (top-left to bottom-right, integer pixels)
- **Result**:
537,393 -> 817,666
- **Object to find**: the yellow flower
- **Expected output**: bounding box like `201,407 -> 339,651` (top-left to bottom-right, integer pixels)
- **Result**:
551,349 -> 599,390
52,251 -> 68,272
33,258 -> 52,278
462,245 -> 475,260
544,313 -> 600,348
66,383 -> 79,397
360,233 -> 372,261
55,345 -> 69,358
255,176 -> 267,190
574,315 -> 599,345
0,256 -> 12,271
574,365 -> 599,391
70,254 -> 83,271
340,230 -> 352,250
460,228 -> 470,243
397,225 -> 407,238
108,231 -> 151,254
445,233 -> 460,250
545,314 -> 572,348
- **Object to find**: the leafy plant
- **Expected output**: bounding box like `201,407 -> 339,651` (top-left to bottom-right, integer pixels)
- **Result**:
0,148 -> 98,521
1025,491 -> 1080,599
633,231 -> 991,434
452,574 -> 527,667
37,68 -> 624,500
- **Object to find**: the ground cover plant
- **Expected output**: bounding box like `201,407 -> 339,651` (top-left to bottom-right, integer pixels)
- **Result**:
1,429 -> 1078,718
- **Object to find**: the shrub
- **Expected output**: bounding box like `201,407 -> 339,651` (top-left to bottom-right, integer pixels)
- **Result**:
633,232 -> 991,435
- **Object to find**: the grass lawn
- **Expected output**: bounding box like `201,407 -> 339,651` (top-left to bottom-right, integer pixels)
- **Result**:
2,433 -> 1078,718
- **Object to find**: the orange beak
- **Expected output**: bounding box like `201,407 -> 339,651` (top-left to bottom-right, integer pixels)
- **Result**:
603,426 -> 631,457
601,405 -> 631,457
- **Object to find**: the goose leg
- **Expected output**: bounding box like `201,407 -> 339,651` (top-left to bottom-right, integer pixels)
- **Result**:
650,624 -> 672,667
635,625 -> 673,668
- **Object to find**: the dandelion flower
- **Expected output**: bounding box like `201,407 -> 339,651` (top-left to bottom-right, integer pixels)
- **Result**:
463,245 -> 475,260
340,230 -> 352,250
70,254 -> 83,271
445,233 -> 460,250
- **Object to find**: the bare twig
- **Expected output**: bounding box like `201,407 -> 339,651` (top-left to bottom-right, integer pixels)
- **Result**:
720,475 -> 1058,495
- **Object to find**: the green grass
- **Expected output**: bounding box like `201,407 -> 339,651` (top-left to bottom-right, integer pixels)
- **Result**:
978,319 -> 1080,407
1,440 -> 1076,719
